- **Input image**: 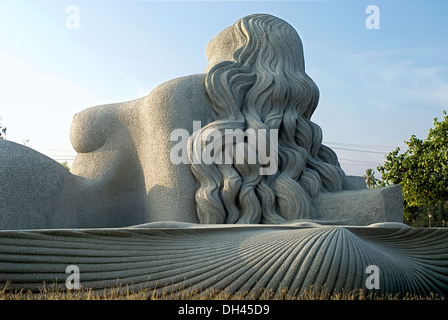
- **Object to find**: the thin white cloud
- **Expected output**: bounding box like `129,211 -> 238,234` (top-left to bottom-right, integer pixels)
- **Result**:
345,51 -> 448,111
309,49 -> 448,176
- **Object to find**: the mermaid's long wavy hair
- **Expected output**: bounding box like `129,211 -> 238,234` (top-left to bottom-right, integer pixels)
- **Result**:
189,14 -> 346,224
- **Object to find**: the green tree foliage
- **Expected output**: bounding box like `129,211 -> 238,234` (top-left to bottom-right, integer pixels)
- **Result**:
378,111 -> 448,225
0,118 -> 6,140
61,161 -> 70,171
363,168 -> 377,189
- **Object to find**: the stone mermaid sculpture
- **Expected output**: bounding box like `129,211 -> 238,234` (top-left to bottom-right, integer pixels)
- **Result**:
1,14 -> 447,299
0,14 -> 398,229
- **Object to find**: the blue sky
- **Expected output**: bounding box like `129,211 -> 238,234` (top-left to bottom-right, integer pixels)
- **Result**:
1,0 -> 447,177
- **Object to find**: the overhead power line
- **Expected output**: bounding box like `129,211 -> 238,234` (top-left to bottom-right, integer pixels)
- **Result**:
324,141 -> 396,150
329,146 -> 387,155
38,142 -> 398,167
338,158 -> 381,166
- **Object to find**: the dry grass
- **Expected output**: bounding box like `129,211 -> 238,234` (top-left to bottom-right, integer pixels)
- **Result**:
0,282 -> 445,300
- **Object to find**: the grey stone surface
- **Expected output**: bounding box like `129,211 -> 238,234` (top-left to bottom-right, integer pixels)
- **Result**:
0,140 -> 79,229
69,75 -> 209,225
313,184 -> 404,225
0,139 -> 148,229
0,224 -> 447,297
343,175 -> 368,190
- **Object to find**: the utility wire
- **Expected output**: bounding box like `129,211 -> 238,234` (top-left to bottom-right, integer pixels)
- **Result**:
40,142 -> 397,165
338,158 -> 381,166
324,141 -> 396,150
329,146 -> 388,155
